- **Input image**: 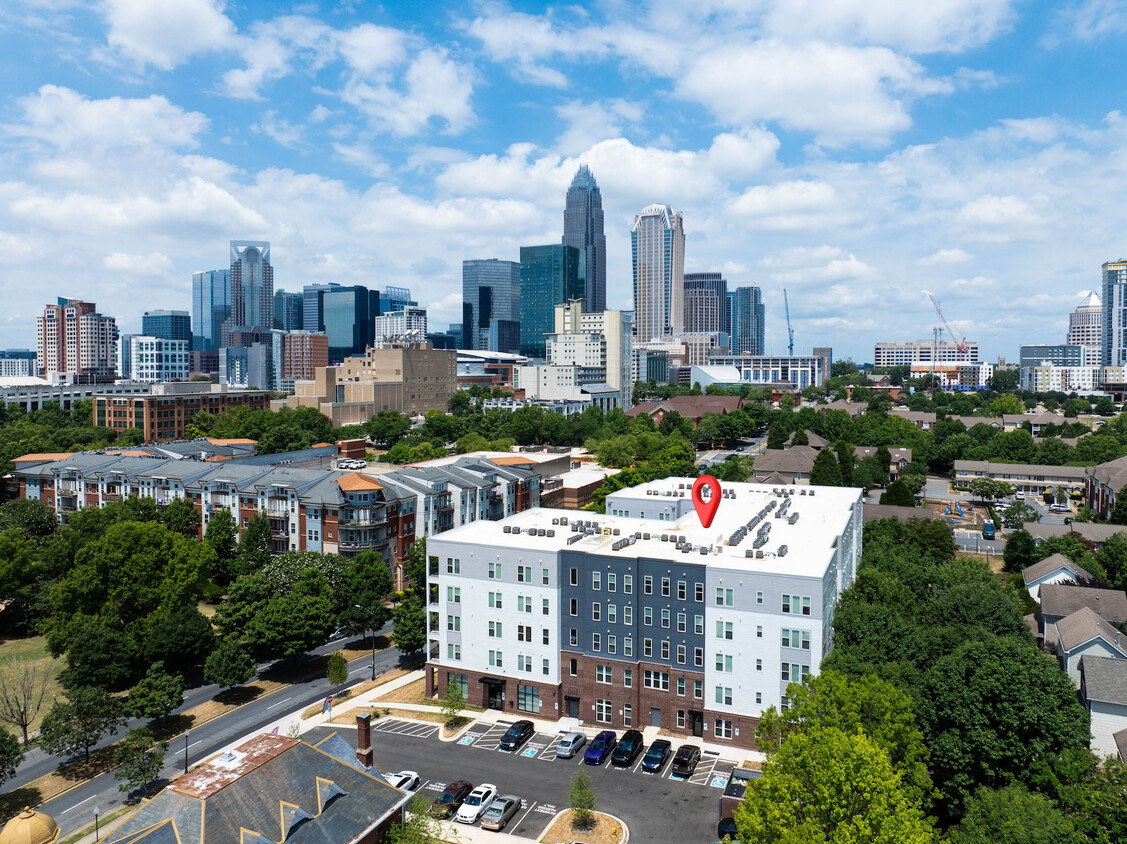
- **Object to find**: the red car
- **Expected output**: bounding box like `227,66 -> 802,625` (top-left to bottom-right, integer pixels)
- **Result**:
430,780 -> 473,818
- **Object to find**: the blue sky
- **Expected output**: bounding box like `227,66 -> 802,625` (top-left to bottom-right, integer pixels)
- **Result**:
3,1 -> 1127,362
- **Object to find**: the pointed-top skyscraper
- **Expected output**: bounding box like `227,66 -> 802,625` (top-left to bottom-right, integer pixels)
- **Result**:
563,164 -> 606,312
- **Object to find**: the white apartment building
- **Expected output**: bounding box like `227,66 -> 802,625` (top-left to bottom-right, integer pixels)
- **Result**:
424,478 -> 862,749
119,336 -> 190,384
1068,292 -> 1103,363
37,299 -> 118,381
373,306 -> 428,345
874,339 -> 979,367
910,361 -> 993,390
708,354 -> 826,389
1021,363 -> 1102,393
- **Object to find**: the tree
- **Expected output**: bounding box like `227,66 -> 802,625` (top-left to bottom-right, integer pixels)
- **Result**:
368,410 -> 411,446
0,658 -> 50,744
0,729 -> 23,787
569,770 -> 596,829
391,595 -> 426,655
204,636 -> 256,688
142,606 -> 216,674
947,785 -> 1082,844
442,677 -> 466,723
734,727 -> 935,844
1110,486 -> 1127,526
967,478 -> 1015,503
160,497 -> 200,539
834,441 -> 854,486
0,498 -> 58,540
113,727 -> 166,797
386,797 -> 447,844
809,448 -> 843,486
326,652 -> 349,687
404,538 -> 427,592
242,569 -> 336,661
791,428 -> 809,446
60,621 -> 142,691
205,507 -> 239,582
237,511 -> 273,574
126,662 -> 184,720
39,686 -> 126,762
766,421 -> 787,450
1001,499 -> 1040,530
338,551 -> 394,634
1002,530 -> 1036,573
880,479 -> 916,507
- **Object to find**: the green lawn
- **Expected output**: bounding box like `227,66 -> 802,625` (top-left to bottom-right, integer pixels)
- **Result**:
0,635 -> 65,740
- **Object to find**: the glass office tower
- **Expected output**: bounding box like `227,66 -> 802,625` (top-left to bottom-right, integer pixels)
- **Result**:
142,310 -> 192,344
563,165 -> 607,313
462,259 -> 521,352
519,245 -> 585,359
631,204 -> 684,340
191,269 -> 230,352
322,285 -> 379,362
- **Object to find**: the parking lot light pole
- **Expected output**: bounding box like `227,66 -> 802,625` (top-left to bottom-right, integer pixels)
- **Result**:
355,604 -> 378,680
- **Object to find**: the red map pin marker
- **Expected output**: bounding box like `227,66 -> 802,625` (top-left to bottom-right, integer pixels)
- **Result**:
692,475 -> 721,528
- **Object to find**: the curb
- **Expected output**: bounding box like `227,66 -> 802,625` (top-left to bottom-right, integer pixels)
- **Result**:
537,809 -> 629,844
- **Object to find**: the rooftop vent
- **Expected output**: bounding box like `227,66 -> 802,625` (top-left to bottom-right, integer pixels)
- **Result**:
756,550 -> 765,559
503,525 -> 512,533
613,529 -> 621,536
547,529 -> 555,537
643,533 -> 651,540
778,545 -> 788,557
512,527 -> 521,535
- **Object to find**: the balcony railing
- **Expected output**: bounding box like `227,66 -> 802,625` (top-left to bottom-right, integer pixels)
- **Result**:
267,508 -> 289,518
58,482 -> 78,494
102,493 -> 122,502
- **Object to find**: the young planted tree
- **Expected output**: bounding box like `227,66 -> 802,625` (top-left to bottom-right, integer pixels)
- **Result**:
0,658 -> 50,744
113,727 -> 167,797
441,679 -> 466,724
126,662 -> 184,721
569,770 -> 596,830
391,595 -> 426,656
326,652 -> 349,687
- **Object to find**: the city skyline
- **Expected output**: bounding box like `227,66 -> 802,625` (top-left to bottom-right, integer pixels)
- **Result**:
2,2 -> 1127,360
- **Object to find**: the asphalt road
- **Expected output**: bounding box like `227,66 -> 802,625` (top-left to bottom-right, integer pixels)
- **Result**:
307,720 -> 726,843
15,628 -> 403,838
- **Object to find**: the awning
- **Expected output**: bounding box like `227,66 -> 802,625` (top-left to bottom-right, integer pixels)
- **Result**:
478,676 -> 506,686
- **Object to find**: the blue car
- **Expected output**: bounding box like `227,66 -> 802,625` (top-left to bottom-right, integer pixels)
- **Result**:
583,730 -> 617,765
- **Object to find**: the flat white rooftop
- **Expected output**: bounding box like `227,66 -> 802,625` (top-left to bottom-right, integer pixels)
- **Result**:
434,477 -> 860,579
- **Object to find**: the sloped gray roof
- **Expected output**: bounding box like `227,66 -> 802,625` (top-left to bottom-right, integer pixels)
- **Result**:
1041,585 -> 1127,622
1057,607 -> 1127,654
1022,553 -> 1092,588
753,446 -> 818,475
1081,655 -> 1127,704
1024,522 -> 1127,545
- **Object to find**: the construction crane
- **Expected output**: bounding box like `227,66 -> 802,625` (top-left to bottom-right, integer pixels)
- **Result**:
783,289 -> 795,356
927,293 -> 969,358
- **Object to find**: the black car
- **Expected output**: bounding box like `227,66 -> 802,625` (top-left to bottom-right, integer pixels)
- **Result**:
640,739 -> 672,773
498,720 -> 535,752
671,744 -> 702,777
610,729 -> 645,767
717,816 -> 739,841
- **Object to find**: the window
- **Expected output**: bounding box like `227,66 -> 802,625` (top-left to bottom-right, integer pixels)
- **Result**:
592,603 -> 601,622
715,686 -> 733,706
542,628 -> 550,645
781,695 -> 790,711
644,607 -> 653,626
695,582 -> 704,603
677,580 -> 687,600
694,647 -> 704,667
608,572 -> 617,592
716,621 -> 733,640
782,594 -> 812,615
570,568 -> 578,586
448,587 -> 461,604
487,591 -> 500,609
715,587 -> 734,606
447,672 -> 468,698
570,598 -> 578,616
518,595 -> 533,613
624,637 -> 633,657
543,659 -> 550,676
543,598 -> 550,615
782,629 -> 811,649
661,608 -> 671,628
570,658 -> 578,676
677,677 -> 686,696
643,638 -> 653,657
715,719 -> 733,740
755,691 -> 762,704
517,655 -> 532,672
592,633 -> 601,651
624,575 -> 633,594
643,670 -> 670,690
624,669 -> 633,687
488,562 -> 501,579
676,710 -> 686,729
677,612 -> 686,632
756,659 -> 762,672
518,685 -> 541,713
782,663 -> 810,682
608,635 -> 616,654
623,703 -> 632,726
676,644 -> 686,664
517,565 -> 531,583
624,606 -> 633,625
694,680 -> 703,699
447,615 -> 460,632
570,629 -> 578,646
716,654 -> 733,672
488,621 -> 502,638
517,625 -> 532,642
756,590 -> 764,604
592,571 -> 601,590
446,557 -> 460,574
694,615 -> 704,635
661,640 -> 670,660
756,625 -> 763,638
542,568 -> 550,585
596,699 -> 612,723
447,643 -> 461,660
489,650 -> 503,667
596,665 -> 613,684
661,577 -> 670,597
608,604 -> 617,624
644,576 -> 653,594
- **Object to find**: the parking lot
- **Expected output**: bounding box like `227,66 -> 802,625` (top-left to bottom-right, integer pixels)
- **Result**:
308,717 -> 733,841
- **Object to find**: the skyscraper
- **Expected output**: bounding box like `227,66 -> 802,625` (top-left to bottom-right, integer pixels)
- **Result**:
322,285 -> 380,362
1102,261 -> 1127,365
379,286 -> 417,314
274,290 -> 304,331
631,204 -> 685,341
563,165 -> 606,313
36,298 -> 118,381
227,241 -> 273,339
302,283 -> 339,333
730,286 -> 765,356
191,269 -> 230,352
519,245 -> 585,358
1067,291 -> 1102,363
462,259 -> 521,352
682,273 -> 728,335
142,310 -> 191,344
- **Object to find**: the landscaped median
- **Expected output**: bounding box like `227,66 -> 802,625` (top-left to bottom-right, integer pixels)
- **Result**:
540,809 -> 628,844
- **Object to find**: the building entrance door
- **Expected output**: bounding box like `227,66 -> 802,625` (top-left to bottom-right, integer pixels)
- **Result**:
567,698 -> 579,719
690,711 -> 703,738
650,707 -> 661,728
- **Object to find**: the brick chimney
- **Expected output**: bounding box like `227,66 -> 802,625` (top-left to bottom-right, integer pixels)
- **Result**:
356,713 -> 373,769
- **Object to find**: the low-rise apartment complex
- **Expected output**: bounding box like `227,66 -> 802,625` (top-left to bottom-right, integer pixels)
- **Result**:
424,477 -> 862,750
954,460 -> 1087,496
94,383 -> 272,442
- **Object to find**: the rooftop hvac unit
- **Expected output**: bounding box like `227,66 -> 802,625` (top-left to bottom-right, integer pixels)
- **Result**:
778,545 -> 788,557
745,549 -> 756,557
503,526 -> 512,533
756,550 -> 765,558
643,533 -> 651,540
560,516 -> 569,524
613,529 -> 621,536
552,518 -> 559,525
788,513 -> 800,525
661,534 -> 669,542
682,545 -> 692,553
699,547 -> 708,555
800,489 -> 807,496
567,534 -> 582,545
809,489 -> 815,496
512,527 -> 521,534
547,530 -> 555,537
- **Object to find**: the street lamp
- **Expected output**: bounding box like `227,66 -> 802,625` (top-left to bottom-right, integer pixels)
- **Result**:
93,806 -> 100,842
355,604 -> 378,681
183,728 -> 191,774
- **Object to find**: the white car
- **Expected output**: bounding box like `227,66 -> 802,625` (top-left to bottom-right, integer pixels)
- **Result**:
455,783 -> 497,824
384,771 -> 420,791
1015,491 -> 1026,500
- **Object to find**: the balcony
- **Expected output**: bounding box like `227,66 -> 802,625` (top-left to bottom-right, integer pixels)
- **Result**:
267,507 -> 290,518
102,493 -> 122,502
211,493 -> 230,506
58,496 -> 78,513
58,481 -> 78,494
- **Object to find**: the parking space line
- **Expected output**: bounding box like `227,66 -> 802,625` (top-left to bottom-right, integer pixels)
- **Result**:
512,799 -> 537,833
631,754 -> 647,773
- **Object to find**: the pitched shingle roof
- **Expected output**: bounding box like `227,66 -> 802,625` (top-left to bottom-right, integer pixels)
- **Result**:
1040,585 -> 1127,622
1081,655 -> 1127,704
1056,606 -> 1127,654
1022,553 -> 1093,588
1023,522 -> 1127,545
752,446 -> 818,475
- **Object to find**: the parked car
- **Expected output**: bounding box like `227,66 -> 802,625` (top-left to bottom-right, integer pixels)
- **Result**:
384,771 -> 420,791
611,729 -> 645,767
1050,503 -> 1070,513
717,816 -> 739,840
671,744 -> 702,777
583,730 -> 617,765
430,780 -> 473,818
1015,491 -> 1026,500
499,720 -> 535,752
641,739 -> 672,773
480,794 -> 521,831
455,783 -> 497,824
556,732 -> 587,758
982,522 -> 996,540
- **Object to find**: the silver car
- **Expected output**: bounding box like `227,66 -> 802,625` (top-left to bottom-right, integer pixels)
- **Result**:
556,732 -> 587,758
480,794 -> 521,831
